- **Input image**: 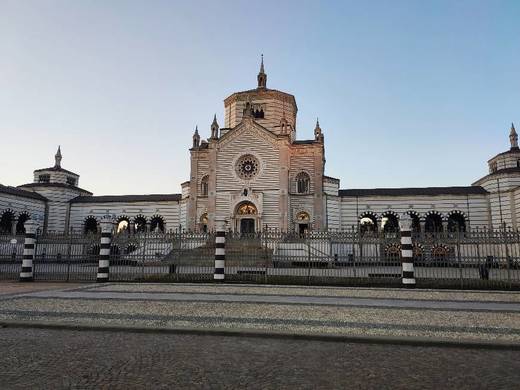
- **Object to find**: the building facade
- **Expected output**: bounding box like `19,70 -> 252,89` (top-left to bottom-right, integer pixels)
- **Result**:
1,61 -> 519,235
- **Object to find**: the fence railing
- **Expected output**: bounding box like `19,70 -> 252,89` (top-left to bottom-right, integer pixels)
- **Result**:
1,228 -> 520,289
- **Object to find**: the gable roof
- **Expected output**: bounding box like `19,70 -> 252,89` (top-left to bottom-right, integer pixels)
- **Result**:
70,194 -> 182,204
339,186 -> 488,197
0,184 -> 47,201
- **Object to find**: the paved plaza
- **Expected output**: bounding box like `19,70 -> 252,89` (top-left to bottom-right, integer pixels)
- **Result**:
1,282 -> 520,388
1,327 -> 519,389
2,282 -> 520,342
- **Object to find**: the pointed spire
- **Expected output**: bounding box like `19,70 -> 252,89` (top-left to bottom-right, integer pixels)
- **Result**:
510,122 -> 518,149
54,146 -> 62,168
192,125 -> 200,148
257,54 -> 267,88
314,118 -> 324,142
211,114 -> 219,139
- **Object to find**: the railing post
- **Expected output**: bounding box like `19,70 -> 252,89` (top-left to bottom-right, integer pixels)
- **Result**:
97,216 -> 113,282
20,220 -> 38,282
399,214 -> 415,287
214,219 -> 225,281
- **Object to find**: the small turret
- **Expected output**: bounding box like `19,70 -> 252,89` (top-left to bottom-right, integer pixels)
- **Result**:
54,146 -> 62,168
210,114 -> 219,139
257,54 -> 267,88
510,122 -> 518,150
314,118 -> 324,142
192,126 -> 200,148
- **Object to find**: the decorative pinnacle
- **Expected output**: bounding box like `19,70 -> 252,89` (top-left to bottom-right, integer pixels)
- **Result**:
54,145 -> 62,168
511,122 -> 517,135
212,114 -> 218,125
257,54 -> 267,88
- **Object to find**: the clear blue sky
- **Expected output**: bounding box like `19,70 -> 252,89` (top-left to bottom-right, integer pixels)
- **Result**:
1,0 -> 519,195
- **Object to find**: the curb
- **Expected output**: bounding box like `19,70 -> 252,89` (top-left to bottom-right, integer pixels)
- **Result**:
1,320 -> 519,351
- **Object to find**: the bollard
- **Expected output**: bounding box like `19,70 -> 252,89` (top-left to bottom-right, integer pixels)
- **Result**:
97,216 -> 113,282
214,219 -> 225,281
399,213 -> 416,287
20,220 -> 39,282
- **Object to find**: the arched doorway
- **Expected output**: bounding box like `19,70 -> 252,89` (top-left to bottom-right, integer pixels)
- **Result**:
296,211 -> 310,236
235,202 -> 257,234
200,213 -> 208,233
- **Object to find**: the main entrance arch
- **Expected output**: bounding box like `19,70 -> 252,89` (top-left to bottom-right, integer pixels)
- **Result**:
234,202 -> 258,234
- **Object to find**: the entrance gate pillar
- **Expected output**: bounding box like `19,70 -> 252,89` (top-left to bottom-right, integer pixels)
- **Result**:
97,216 -> 113,282
214,219 -> 226,281
399,214 -> 416,287
20,220 -> 38,282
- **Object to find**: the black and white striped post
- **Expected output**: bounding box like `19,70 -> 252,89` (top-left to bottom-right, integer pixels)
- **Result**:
97,216 -> 113,283
20,220 -> 38,282
399,213 -> 416,287
214,219 -> 226,281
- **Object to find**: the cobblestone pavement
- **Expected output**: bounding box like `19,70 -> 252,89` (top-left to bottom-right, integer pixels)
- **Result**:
0,327 -> 519,390
0,281 -> 86,297
1,282 -> 520,342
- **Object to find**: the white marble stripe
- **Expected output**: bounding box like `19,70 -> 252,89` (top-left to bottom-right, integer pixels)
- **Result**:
401,250 -> 413,258
22,259 -> 33,267
402,262 -> 414,272
20,272 -> 33,278
98,259 -> 109,268
215,259 -> 225,268
215,248 -> 225,256
216,237 -> 225,244
403,278 -> 416,284
213,274 -> 224,280
96,273 -> 109,279
401,237 -> 412,245
100,237 -> 111,244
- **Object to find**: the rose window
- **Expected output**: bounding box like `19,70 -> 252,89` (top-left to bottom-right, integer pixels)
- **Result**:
236,154 -> 260,180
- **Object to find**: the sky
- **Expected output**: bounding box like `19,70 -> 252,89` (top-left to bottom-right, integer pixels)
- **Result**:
1,0 -> 519,195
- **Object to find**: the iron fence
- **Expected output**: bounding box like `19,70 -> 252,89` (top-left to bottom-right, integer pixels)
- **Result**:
1,228 -> 520,289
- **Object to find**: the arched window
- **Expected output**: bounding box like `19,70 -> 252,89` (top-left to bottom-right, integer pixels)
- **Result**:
150,215 -> 165,232
133,215 -> 147,233
200,175 -> 209,197
447,212 -> 466,232
382,213 -> 399,233
116,216 -> 130,233
425,213 -> 443,233
84,216 -> 98,234
0,210 -> 15,234
359,213 -> 377,234
296,172 -> 310,194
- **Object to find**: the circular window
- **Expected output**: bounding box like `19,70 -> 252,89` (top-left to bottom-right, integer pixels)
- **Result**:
236,154 -> 260,180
